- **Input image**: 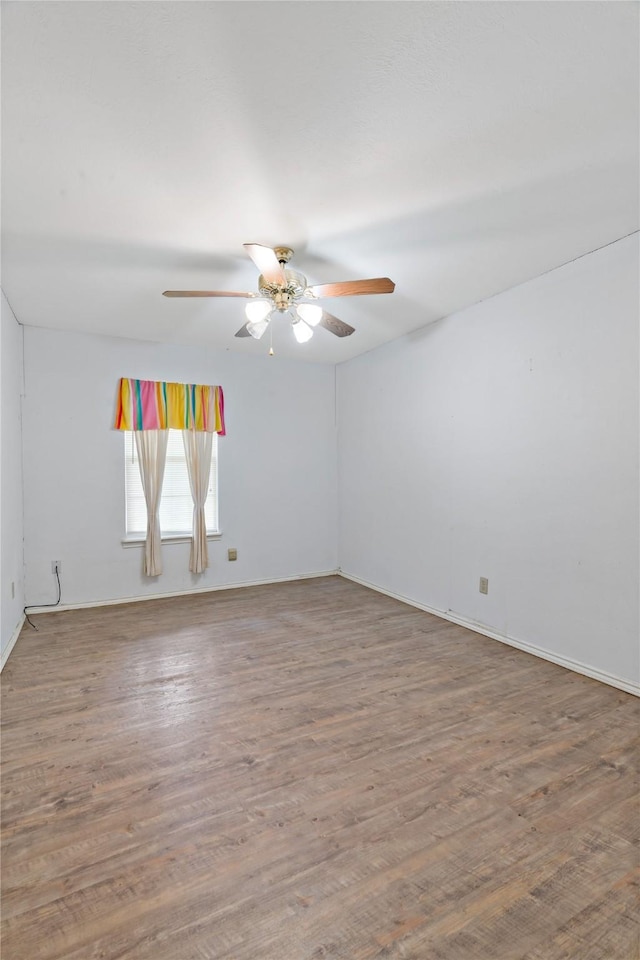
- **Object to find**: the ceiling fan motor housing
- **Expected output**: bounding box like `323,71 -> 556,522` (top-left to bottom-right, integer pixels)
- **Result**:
258,260 -> 309,310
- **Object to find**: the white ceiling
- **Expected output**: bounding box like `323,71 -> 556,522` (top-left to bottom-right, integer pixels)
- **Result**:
2,1 -> 638,364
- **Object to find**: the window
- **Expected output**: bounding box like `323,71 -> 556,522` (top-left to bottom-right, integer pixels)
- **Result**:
124,430 -> 218,538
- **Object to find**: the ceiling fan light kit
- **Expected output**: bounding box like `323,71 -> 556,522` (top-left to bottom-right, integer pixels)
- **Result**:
246,317 -> 271,340
292,318 -> 314,343
295,302 -> 323,326
163,243 -> 395,352
245,299 -> 273,323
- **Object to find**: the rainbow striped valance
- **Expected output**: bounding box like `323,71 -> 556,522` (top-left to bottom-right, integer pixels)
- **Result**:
113,378 -> 225,434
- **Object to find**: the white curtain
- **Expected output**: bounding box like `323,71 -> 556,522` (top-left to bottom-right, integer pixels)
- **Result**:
183,429 -> 213,574
135,429 -> 169,577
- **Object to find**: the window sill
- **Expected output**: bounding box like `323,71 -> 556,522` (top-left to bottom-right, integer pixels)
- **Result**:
122,532 -> 222,548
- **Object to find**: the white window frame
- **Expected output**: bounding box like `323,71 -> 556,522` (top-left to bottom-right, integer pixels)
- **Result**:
122,430 -> 221,546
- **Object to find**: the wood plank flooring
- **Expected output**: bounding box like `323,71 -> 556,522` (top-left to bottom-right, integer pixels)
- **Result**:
1,576 -> 638,959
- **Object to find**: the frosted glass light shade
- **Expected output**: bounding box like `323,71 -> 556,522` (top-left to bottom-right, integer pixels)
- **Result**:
245,299 -> 273,323
292,319 -> 313,343
296,303 -> 323,326
247,317 -> 270,339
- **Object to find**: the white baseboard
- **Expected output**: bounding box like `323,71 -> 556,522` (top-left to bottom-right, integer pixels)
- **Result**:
339,571 -> 640,698
24,569 -> 340,614
1,613 -> 26,672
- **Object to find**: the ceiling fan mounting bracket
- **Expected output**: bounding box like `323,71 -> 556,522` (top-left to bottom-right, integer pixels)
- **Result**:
273,246 -> 294,265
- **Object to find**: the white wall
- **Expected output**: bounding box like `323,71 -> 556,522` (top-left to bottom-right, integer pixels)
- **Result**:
13,235 -> 640,693
23,328 -> 337,606
1,292 -> 25,662
337,234 -> 639,690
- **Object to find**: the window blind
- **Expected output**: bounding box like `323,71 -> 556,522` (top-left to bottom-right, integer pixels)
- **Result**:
125,430 -> 218,537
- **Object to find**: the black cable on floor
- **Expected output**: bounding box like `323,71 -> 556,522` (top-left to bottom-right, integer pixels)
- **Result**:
24,565 -> 62,630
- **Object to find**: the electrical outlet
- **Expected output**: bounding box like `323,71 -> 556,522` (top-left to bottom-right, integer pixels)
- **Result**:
227,548 -> 238,561
479,577 -> 489,595
51,560 -> 61,575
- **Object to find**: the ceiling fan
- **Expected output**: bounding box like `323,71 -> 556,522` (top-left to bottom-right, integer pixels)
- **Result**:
163,243 -> 395,346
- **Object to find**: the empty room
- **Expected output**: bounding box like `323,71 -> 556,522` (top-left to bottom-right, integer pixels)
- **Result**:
1,2 -> 638,959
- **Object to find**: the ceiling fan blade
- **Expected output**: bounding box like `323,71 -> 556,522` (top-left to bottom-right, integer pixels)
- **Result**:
307,278 -> 395,298
163,290 -> 255,298
243,243 -> 286,286
319,310 -> 355,338
235,323 -> 252,338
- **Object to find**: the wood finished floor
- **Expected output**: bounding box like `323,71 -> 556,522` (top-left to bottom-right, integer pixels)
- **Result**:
1,576 -> 638,960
